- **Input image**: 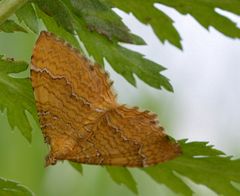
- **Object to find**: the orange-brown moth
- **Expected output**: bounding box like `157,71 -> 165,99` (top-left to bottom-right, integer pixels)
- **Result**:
31,31 -> 181,167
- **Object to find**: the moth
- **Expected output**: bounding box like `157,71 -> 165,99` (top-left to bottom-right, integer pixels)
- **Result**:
30,31 -> 181,167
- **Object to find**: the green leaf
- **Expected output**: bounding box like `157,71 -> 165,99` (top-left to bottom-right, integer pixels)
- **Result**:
69,161 -> 83,175
34,0 -> 74,33
70,0 -> 145,45
107,0 -> 240,46
16,2 -> 39,33
106,166 -> 138,194
0,57 -> 38,142
106,0 -> 182,49
74,16 -> 173,91
0,0 -> 28,25
33,0 -> 172,91
144,165 -> 193,196
208,0 -> 240,15
0,19 -> 27,33
156,0 -> 240,39
144,140 -> 240,195
0,177 -> 33,196
35,6 -> 81,50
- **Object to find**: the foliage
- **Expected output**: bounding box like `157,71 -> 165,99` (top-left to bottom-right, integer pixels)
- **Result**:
0,19 -> 27,32
156,0 -> 240,39
0,57 -> 37,142
144,140 -> 240,195
15,2 -> 38,33
106,166 -> 138,194
105,0 -> 183,49
34,0 -> 172,91
0,177 -> 33,196
69,161 -> 83,175
0,0 -> 240,195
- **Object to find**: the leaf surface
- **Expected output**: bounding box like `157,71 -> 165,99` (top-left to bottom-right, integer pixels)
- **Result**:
69,161 -> 83,175
70,0 -> 145,44
156,0 -> 240,39
36,7 -> 81,50
144,140 -> 240,195
106,0 -> 182,48
106,166 -> 138,194
0,20 -> 27,33
34,0 -> 74,33
0,57 -> 37,142
0,177 -> 33,196
16,2 -> 39,33
74,16 -> 173,91
34,0 -> 173,91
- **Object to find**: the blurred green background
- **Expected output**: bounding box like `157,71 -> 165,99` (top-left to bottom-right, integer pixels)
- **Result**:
1,8 -> 240,195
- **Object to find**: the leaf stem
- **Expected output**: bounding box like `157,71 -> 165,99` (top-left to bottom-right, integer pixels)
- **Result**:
0,0 -> 28,25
